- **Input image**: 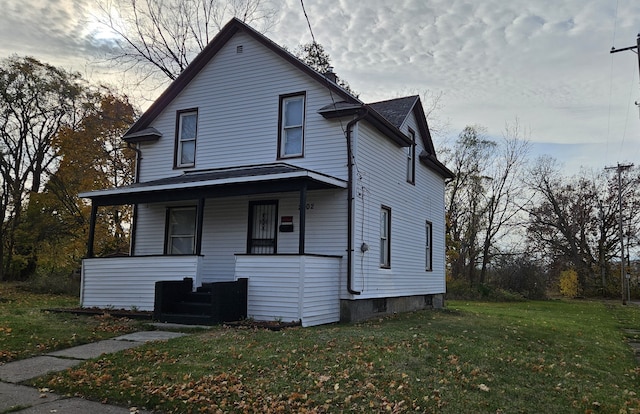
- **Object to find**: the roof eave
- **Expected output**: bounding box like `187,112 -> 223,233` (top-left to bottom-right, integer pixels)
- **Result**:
124,18 -> 361,137
364,107 -> 413,147
419,151 -> 455,179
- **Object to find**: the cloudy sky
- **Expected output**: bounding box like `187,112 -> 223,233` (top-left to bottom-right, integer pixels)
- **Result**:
2,0 -> 640,174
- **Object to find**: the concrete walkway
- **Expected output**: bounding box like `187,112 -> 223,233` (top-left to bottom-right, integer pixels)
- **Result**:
0,330 -> 187,413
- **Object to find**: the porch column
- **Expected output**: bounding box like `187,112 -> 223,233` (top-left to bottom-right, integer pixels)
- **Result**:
299,181 -> 307,255
86,203 -> 97,258
195,198 -> 205,255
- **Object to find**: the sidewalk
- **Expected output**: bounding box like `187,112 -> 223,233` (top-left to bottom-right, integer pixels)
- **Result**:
0,330 -> 187,413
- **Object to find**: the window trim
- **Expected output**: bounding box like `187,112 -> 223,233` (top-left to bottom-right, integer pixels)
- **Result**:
406,128 -> 416,184
277,92 -> 306,159
425,220 -> 433,271
164,206 -> 197,255
174,108 -> 198,168
380,205 -> 391,268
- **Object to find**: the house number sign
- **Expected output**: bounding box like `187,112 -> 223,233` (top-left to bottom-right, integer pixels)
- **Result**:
298,203 -> 315,210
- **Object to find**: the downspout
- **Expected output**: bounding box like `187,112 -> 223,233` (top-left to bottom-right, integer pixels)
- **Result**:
127,142 -> 142,256
346,108 -> 368,295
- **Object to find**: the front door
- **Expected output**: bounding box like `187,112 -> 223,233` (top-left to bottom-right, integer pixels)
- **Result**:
247,200 -> 278,254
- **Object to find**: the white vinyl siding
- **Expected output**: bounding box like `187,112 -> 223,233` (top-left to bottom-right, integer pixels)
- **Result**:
81,256 -> 202,311
350,117 -> 447,298
137,32 -> 348,182
235,254 -> 341,327
132,190 -> 347,284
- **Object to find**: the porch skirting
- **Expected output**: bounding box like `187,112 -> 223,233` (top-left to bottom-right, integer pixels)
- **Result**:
234,254 -> 341,327
81,256 -> 202,311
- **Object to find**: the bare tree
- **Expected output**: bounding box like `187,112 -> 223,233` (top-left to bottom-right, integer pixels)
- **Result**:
443,125 -> 495,285
443,122 -> 529,286
96,0 -> 278,83
478,120 -> 530,284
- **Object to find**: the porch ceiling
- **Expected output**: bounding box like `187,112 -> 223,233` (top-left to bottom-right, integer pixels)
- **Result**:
79,164 -> 347,206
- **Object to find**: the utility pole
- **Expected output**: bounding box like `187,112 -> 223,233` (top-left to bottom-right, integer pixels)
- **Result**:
610,33 -> 640,85
610,35 -> 639,304
605,163 -> 634,305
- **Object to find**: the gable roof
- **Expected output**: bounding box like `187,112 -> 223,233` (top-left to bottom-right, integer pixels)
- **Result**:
368,96 -> 418,129
367,95 -> 436,155
123,18 -> 360,139
122,18 -> 453,179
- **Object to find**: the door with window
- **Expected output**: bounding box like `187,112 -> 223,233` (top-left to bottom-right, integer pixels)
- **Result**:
247,201 -> 278,254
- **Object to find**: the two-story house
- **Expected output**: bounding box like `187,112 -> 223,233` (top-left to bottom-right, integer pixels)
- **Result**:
79,18 -> 454,327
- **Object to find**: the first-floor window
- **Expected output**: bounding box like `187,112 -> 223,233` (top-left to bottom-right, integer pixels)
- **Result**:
380,206 -> 391,267
166,206 -> 196,254
425,221 -> 433,271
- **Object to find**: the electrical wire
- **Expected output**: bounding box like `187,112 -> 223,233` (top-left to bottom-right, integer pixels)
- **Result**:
606,0 -> 620,166
620,64 -> 637,160
298,0 -> 365,181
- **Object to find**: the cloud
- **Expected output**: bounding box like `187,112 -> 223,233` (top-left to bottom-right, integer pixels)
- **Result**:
2,0 -> 639,172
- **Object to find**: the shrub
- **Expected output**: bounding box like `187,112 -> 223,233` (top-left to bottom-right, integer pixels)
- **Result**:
21,266 -> 81,296
559,269 -> 579,298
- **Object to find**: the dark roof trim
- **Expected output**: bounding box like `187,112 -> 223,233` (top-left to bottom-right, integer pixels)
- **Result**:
124,18 -> 361,137
419,150 -> 455,179
123,127 -> 162,144
318,102 -> 413,147
78,163 -> 347,206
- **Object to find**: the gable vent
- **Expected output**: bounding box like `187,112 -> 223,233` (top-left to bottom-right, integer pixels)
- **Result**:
236,45 -> 243,54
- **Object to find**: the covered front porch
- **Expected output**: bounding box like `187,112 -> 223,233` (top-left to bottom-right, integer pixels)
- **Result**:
79,164 -> 347,327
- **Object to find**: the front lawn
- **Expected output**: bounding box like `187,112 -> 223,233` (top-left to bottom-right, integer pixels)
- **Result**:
34,300 -> 640,413
0,283 -> 146,362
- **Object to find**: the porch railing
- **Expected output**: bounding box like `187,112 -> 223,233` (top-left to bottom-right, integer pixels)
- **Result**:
234,254 -> 342,327
81,255 -> 202,311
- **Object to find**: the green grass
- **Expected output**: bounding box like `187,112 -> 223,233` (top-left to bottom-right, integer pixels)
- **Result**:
0,283 -> 146,362
30,300 -> 640,413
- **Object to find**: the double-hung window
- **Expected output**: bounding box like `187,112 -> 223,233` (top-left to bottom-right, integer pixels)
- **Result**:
380,206 -> 391,268
406,128 -> 416,184
166,206 -> 197,255
279,93 -> 305,158
425,221 -> 433,271
176,109 -> 198,167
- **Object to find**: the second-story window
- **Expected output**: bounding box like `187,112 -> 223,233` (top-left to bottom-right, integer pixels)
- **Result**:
279,93 -> 305,158
176,109 -> 198,167
406,128 -> 416,184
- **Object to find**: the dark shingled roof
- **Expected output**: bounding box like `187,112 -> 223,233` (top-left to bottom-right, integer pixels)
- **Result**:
128,164 -> 300,188
367,96 -> 419,129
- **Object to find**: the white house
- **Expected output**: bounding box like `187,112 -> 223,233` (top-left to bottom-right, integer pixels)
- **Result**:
79,18 -> 454,327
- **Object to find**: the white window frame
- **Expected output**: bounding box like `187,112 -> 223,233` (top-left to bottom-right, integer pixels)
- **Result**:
279,94 -> 305,158
176,110 -> 197,167
166,206 -> 197,255
380,206 -> 391,268
425,220 -> 433,271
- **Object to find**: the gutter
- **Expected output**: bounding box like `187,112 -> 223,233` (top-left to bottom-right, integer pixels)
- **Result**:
346,108 -> 368,295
